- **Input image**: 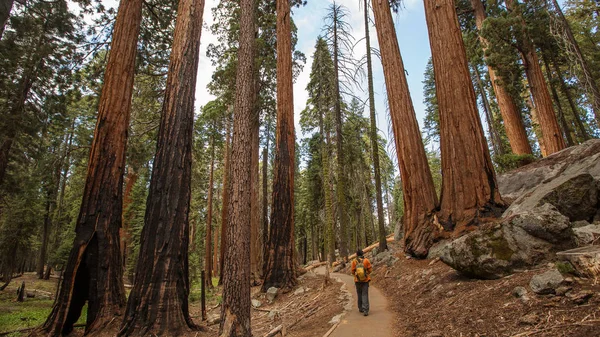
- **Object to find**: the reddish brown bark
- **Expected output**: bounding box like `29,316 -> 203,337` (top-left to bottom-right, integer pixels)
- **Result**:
372,0 -> 438,257
505,0 -> 566,155
119,0 -> 205,334
424,0 -> 504,232
120,166 -> 138,275
39,0 -> 143,334
219,0 -> 255,335
470,0 -> 532,155
262,0 -> 297,290
363,0 -> 387,253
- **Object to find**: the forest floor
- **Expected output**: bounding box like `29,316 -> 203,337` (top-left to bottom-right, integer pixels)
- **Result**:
364,240 -> 600,337
0,271 -> 345,337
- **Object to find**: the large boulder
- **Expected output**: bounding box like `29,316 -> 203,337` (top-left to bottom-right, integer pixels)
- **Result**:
505,173 -> 599,222
440,204 -> 574,279
573,223 -> 600,246
498,139 -> 600,204
529,269 -> 564,294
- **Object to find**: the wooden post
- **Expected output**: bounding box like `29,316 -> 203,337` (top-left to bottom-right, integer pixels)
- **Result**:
201,270 -> 206,321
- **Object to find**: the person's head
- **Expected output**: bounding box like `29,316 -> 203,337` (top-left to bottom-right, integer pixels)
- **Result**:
356,249 -> 364,257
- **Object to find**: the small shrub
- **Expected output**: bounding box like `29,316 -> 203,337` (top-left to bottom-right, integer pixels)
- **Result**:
555,261 -> 576,274
494,153 -> 537,173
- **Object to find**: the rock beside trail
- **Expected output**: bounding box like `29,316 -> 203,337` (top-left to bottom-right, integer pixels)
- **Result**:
498,139 -> 600,204
251,299 -> 262,308
266,287 -> 279,302
530,269 -> 565,294
371,251 -> 399,267
440,204 -> 574,279
572,223 -> 600,246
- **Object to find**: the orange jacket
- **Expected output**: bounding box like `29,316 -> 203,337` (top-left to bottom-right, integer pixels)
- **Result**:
351,257 -> 372,282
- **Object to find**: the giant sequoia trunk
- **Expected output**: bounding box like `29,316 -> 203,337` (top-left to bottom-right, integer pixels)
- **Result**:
118,0 -> 204,335
262,0 -> 297,291
470,0 -> 532,155
332,6 -> 349,260
424,0 -> 505,232
505,0 -> 565,155
39,0 -> 142,334
364,0 -> 387,253
372,0 -> 438,257
219,0 -> 255,335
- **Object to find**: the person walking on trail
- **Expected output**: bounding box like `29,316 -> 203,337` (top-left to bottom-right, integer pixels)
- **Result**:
351,249 -> 372,316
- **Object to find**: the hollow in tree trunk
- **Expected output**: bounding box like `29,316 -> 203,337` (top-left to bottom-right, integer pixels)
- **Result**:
118,0 -> 204,335
262,0 -> 297,291
424,0 -> 505,233
219,0 -> 255,335
39,0 -> 142,334
372,0 -> 438,257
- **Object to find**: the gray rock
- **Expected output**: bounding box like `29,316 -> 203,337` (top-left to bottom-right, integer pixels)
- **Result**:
498,139 -> 600,203
266,287 -> 279,302
572,220 -> 591,228
573,224 -> 600,246
329,314 -> 343,325
293,287 -> 305,296
519,313 -> 539,325
512,286 -> 528,298
441,204 -> 574,279
427,240 -> 451,260
251,299 -> 262,308
555,286 -> 572,296
371,247 -> 379,257
530,270 -> 564,294
268,310 -> 280,320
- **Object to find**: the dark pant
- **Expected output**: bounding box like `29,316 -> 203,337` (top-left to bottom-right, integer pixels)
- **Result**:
355,281 -> 369,313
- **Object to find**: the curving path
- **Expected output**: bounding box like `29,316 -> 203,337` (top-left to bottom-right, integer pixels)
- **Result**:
314,267 -> 394,337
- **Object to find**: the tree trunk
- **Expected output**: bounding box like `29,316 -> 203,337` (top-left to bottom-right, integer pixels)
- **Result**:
473,66 -> 505,155
550,0 -> 600,127
551,56 -> 590,141
261,131 -> 269,270
372,0 -> 438,257
250,84 -> 261,285
205,134 -> 215,289
0,0 -> 13,39
526,93 -> 547,156
219,0 -> 254,333
118,0 -> 204,334
40,0 -> 143,334
332,6 -> 349,260
364,0 -> 388,254
121,166 -> 138,280
470,0 -> 532,155
262,0 -> 297,292
219,117 -> 232,286
506,0 -> 565,155
323,119 -> 335,265
212,205 -> 219,277
542,54 -> 575,146
37,189 -> 52,279
424,0 -> 504,233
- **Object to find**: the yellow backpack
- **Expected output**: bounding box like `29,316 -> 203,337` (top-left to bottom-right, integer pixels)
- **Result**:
355,257 -> 368,282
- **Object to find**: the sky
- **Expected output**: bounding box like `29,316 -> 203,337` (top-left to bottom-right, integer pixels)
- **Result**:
194,0 -> 433,156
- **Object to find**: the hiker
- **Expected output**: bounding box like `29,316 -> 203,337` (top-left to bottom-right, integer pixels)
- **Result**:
351,249 -> 372,316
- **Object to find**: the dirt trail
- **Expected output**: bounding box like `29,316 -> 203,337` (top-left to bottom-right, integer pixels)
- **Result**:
315,267 -> 394,336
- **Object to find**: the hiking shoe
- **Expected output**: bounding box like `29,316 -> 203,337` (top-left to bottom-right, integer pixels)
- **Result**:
359,309 -> 364,313
363,312 -> 369,316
